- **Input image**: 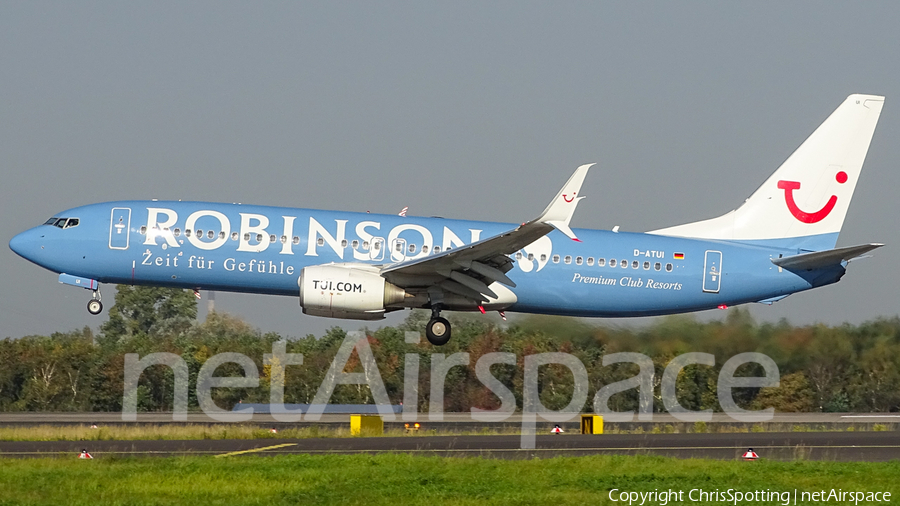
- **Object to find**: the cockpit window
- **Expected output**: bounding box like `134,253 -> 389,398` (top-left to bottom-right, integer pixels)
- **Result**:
43,217 -> 80,229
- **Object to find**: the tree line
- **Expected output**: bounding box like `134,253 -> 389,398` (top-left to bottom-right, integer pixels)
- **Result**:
1,286 -> 899,413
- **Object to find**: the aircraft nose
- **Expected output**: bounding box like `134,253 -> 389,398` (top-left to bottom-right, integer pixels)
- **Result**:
9,228 -> 40,260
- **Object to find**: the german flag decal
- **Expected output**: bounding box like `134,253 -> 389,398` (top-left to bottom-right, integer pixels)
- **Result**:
673,252 -> 685,260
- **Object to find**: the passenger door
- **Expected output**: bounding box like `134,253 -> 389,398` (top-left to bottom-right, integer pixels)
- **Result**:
109,207 -> 131,250
702,250 -> 722,293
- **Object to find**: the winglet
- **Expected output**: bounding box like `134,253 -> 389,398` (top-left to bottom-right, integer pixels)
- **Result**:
537,163 -> 594,241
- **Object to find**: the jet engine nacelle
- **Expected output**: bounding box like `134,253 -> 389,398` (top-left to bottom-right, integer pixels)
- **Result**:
298,264 -> 406,320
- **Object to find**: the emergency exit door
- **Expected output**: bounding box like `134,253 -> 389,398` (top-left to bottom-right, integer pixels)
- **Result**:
703,250 -> 722,293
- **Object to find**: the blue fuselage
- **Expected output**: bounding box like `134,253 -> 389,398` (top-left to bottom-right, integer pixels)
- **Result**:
9,201 -> 844,317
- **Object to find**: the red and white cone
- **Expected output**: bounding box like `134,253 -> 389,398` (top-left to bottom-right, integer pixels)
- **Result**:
742,448 -> 758,461
79,449 -> 93,459
551,425 -> 564,434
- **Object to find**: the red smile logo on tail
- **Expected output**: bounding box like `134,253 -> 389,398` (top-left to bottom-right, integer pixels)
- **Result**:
777,171 -> 847,224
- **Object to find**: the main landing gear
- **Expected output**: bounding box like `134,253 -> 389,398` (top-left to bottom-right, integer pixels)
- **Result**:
87,290 -> 103,315
425,306 -> 451,346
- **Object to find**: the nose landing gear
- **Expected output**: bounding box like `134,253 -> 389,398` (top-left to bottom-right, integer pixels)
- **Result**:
87,290 -> 102,315
425,306 -> 451,346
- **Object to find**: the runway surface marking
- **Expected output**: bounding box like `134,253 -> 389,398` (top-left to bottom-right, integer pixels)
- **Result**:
214,443 -> 297,458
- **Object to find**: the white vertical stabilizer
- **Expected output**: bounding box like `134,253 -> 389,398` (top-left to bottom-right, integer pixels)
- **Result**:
650,94 -> 884,249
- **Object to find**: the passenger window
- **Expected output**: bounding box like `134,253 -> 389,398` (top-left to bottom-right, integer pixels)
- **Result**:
553,255 -> 560,264
280,235 -> 287,244
257,233 -> 264,243
433,246 -> 441,253
575,256 -> 583,265
621,260 -> 628,268
564,255 -> 572,264
185,229 -> 192,237
395,242 -> 403,252
139,226 -> 147,235
195,229 -> 203,237
655,262 -> 661,271
351,240 -> 359,249
373,242 -> 381,250
208,231 -> 215,240
231,232 -> 239,241
292,236 -> 300,245
341,239 -> 348,248
666,263 -> 673,272
632,261 -> 639,269
598,258 -> 606,267
609,259 -> 616,267
587,257 -> 594,266
174,228 -> 181,237
362,241 -> 370,250
540,254 -> 547,262
527,253 -> 534,261
243,233 -> 250,241
643,261 -> 650,270
317,237 -> 324,246
408,244 -> 416,253
269,234 -> 276,243
515,252 -> 523,260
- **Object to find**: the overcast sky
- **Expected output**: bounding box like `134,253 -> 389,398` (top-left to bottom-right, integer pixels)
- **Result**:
2,2 -> 898,339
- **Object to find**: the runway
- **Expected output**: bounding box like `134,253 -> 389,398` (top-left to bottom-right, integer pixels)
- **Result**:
2,432 -> 899,461
1,412 -> 898,432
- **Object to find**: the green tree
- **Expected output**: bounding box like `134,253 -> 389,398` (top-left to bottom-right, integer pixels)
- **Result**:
99,285 -> 198,345
752,371 -> 817,412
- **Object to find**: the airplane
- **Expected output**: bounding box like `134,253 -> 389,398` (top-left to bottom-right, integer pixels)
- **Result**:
9,94 -> 885,346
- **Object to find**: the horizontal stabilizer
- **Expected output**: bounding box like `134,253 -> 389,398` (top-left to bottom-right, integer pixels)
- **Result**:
771,243 -> 883,271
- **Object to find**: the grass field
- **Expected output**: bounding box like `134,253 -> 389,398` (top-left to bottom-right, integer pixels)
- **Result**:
0,454 -> 897,505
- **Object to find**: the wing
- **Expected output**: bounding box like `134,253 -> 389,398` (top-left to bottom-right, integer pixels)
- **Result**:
380,163 -> 594,304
